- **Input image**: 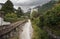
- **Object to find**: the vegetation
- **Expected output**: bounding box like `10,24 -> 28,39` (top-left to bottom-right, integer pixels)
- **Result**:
31,17 -> 49,39
35,0 -> 57,15
1,0 -> 24,22
40,3 -> 60,36
16,7 -> 23,17
4,13 -> 19,22
25,11 -> 30,18
31,10 -> 49,39
38,0 -> 60,36
32,10 -> 39,18
31,0 -> 60,39
1,0 -> 14,14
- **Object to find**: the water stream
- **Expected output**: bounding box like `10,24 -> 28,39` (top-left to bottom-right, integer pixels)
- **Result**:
19,19 -> 33,39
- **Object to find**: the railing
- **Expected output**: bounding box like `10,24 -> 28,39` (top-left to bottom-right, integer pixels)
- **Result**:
0,20 -> 27,36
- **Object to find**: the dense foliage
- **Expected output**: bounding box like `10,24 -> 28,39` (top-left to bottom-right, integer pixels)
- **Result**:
1,0 -> 14,14
16,7 -> 23,17
32,17 -> 49,39
4,13 -> 18,22
39,3 -> 60,36
31,0 -> 60,39
32,10 -> 39,18
31,5 -> 50,39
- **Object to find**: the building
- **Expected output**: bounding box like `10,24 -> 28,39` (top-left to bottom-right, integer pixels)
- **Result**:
0,3 -> 3,10
0,3 -> 4,18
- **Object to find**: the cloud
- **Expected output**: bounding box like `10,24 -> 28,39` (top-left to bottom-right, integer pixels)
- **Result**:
0,0 -> 51,12
13,0 -> 51,6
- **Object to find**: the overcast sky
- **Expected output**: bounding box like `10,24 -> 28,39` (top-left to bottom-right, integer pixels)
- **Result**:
0,0 -> 51,12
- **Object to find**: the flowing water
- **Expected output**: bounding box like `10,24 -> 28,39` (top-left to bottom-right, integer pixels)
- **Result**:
19,19 -> 33,39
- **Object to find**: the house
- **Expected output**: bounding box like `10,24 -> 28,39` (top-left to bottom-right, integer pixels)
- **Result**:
0,3 -> 4,17
0,17 -> 11,26
0,3 -> 3,10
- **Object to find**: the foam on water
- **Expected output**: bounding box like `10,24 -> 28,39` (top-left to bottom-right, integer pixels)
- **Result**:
20,19 -> 33,39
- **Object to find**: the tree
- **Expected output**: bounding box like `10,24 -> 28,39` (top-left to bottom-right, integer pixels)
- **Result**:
45,4 -> 60,27
39,15 -> 44,29
16,7 -> 23,17
1,0 -> 14,14
32,10 -> 39,18
39,3 -> 60,29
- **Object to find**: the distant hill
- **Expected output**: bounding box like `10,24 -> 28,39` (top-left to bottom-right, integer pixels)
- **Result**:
34,0 -> 58,15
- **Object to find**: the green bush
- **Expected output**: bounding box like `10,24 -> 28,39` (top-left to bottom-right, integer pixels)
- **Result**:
4,13 -> 18,22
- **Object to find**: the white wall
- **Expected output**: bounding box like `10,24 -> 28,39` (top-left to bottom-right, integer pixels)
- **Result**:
0,5 -> 2,10
0,17 -> 11,26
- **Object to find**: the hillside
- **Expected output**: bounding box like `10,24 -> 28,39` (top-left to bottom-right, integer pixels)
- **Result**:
31,0 -> 60,39
34,0 -> 58,15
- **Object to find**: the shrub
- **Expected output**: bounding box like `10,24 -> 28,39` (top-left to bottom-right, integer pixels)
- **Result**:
4,13 -> 18,22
